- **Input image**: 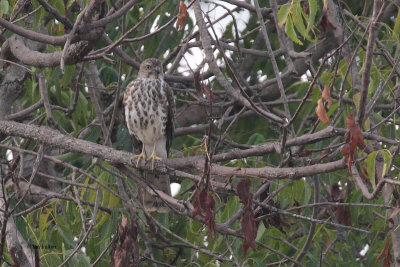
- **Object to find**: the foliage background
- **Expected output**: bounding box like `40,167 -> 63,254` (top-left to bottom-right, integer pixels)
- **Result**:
0,0 -> 399,266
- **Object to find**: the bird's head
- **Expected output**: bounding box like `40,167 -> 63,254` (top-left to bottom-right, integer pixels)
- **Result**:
138,58 -> 164,79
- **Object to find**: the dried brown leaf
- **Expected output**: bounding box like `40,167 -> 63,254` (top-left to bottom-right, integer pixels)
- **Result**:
237,179 -> 251,204
326,235 -> 331,249
237,179 -> 257,257
111,215 -> 139,267
330,183 -> 342,202
192,189 -> 203,218
241,195 -> 257,258
176,1 -> 188,30
322,86 -> 332,108
194,71 -> 214,100
193,71 -> 202,98
316,98 -> 329,123
342,110 -> 365,169
335,206 -> 352,226
192,188 -> 216,239
320,14 -> 328,33
376,238 -> 392,267
297,150 -> 313,157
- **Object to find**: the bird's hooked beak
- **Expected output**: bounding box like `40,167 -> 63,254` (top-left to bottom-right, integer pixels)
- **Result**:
154,66 -> 161,74
148,66 -> 161,78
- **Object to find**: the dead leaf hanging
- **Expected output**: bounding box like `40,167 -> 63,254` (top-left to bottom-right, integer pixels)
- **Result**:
176,1 -> 188,30
376,238 -> 392,267
192,187 -> 216,239
237,179 -> 257,257
322,86 -> 332,108
342,110 -> 365,169
316,98 -> 329,123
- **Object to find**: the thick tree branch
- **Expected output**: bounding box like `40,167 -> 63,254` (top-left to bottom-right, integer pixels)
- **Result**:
0,120 -> 386,182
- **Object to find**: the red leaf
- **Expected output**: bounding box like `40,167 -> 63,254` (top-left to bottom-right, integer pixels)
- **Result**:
194,70 -> 214,100
241,194 -> 257,258
192,189 -> 203,218
237,179 -> 251,204
335,206 -> 352,226
191,188 -> 216,239
297,150 -> 312,157
376,238 -> 393,267
330,183 -> 352,226
204,191 -> 216,239
347,110 -> 365,147
194,71 -> 203,98
176,1 -> 188,30
237,179 -> 257,257
342,110 -> 365,169
111,215 -> 139,267
320,15 -> 328,33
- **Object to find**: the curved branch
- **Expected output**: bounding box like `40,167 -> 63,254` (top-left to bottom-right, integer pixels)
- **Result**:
0,17 -> 67,45
7,34 -> 98,67
81,0 -> 140,31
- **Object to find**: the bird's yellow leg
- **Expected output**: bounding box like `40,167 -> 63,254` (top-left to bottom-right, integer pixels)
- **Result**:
131,150 -> 146,168
148,144 -> 162,169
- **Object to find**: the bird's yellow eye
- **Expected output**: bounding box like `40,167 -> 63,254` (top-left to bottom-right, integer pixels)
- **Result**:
145,65 -> 151,70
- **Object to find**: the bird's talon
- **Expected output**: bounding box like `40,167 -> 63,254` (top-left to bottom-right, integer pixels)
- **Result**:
148,151 -> 162,169
131,151 -> 146,168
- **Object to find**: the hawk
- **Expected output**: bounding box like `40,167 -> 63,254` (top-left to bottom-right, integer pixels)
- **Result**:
123,58 -> 175,212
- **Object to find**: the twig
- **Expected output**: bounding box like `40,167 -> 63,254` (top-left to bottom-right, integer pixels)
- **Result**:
100,0 -> 168,55
358,0 -> 387,125
9,145 -> 44,214
224,235 -> 241,267
194,2 -> 283,124
58,190 -> 99,267
61,6 -> 87,73
291,177 -> 320,266
36,0 -> 73,29
38,72 -> 68,134
254,200 -> 369,233
253,0 -> 291,122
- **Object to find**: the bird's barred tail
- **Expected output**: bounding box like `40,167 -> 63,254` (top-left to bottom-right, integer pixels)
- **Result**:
140,171 -> 171,213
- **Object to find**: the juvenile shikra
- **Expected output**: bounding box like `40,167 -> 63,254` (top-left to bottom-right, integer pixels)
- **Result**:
123,58 -> 175,212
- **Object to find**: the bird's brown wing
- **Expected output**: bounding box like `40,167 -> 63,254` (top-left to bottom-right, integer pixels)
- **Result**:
164,82 -> 175,156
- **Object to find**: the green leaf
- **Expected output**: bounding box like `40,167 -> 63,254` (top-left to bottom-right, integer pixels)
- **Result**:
393,10 -> 400,40
61,65 -> 76,88
292,1 -> 312,42
247,133 -> 265,145
0,0 -> 9,17
278,3 -> 292,27
302,179 -> 312,204
366,150 -> 392,188
67,0 -> 76,8
53,0 -> 65,16
320,71 -> 334,87
381,150 -> 392,179
307,0 -> 318,32
285,15 -> 303,45
366,151 -> 378,187
39,208 -> 53,241
99,66 -> 119,86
